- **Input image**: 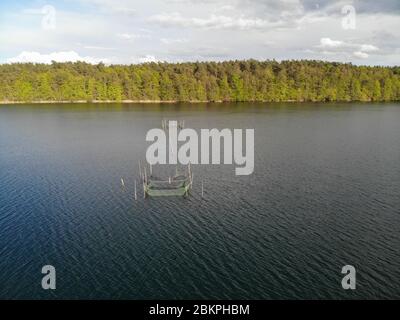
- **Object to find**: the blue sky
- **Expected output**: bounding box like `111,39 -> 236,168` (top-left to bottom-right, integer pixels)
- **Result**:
0,0 -> 399,65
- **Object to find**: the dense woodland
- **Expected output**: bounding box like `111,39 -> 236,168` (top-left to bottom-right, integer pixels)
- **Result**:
0,60 -> 400,102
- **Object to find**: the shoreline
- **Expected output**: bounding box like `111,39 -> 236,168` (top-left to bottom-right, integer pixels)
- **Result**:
1,99 -> 396,105
0,100 -> 189,104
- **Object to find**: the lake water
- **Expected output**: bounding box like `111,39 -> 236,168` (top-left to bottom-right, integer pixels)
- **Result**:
0,102 -> 399,299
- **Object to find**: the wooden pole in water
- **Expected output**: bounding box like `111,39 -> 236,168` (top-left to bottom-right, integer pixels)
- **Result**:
139,160 -> 142,180
201,180 -> 204,198
134,180 -> 137,200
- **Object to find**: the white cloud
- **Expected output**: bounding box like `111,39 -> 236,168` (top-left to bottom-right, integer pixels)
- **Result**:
149,12 -> 288,30
315,38 -> 380,61
318,38 -> 380,53
84,46 -> 116,50
1,1 -> 399,66
214,5 -> 236,13
160,38 -> 188,45
117,33 -> 150,40
136,55 -> 160,63
6,51 -> 109,64
319,37 -> 344,48
360,44 -> 379,52
353,51 -> 369,59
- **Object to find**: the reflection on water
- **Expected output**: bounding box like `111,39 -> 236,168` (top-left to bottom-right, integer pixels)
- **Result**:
0,102 -> 399,299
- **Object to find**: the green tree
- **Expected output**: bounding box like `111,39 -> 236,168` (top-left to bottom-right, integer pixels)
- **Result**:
372,80 -> 382,101
383,78 -> 393,101
15,79 -> 33,101
0,60 -> 399,103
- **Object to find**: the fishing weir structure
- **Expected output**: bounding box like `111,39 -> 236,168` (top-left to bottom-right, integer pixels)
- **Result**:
123,119 -> 203,199
140,163 -> 193,197
141,118 -> 192,198
162,119 -> 185,130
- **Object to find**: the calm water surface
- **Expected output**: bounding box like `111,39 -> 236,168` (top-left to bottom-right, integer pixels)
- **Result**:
0,102 -> 399,299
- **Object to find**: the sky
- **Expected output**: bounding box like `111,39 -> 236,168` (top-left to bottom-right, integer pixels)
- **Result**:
0,0 -> 399,66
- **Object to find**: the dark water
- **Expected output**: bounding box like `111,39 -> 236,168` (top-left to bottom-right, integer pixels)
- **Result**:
0,102 -> 399,299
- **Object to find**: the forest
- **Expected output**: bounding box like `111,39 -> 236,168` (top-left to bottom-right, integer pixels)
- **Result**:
0,60 -> 399,102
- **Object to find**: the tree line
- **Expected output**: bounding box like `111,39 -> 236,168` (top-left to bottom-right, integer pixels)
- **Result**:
0,60 -> 399,102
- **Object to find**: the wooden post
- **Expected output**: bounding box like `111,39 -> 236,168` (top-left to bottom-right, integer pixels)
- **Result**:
139,160 -> 142,180
201,180 -> 204,198
134,180 -> 137,200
